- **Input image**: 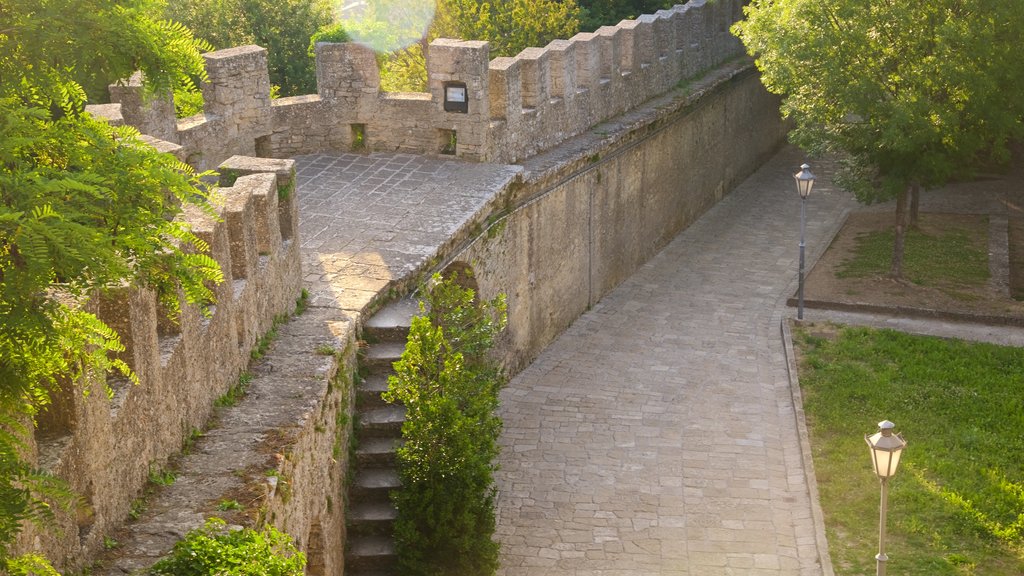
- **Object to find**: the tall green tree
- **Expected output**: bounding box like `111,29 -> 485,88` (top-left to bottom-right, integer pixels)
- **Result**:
733,0 -> 1024,277
165,0 -> 333,96
576,0 -> 675,33
0,0 -> 221,564
431,0 -> 581,58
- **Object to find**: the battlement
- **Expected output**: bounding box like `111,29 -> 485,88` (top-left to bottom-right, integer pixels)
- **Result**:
89,0 -> 744,166
21,158 -> 302,564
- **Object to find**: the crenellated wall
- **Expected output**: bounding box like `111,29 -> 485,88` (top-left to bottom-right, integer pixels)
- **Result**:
48,0 -> 778,570
16,157 -> 302,568
90,0 -> 744,166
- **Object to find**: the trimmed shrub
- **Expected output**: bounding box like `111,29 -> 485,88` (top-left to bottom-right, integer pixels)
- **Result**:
384,274 -> 507,576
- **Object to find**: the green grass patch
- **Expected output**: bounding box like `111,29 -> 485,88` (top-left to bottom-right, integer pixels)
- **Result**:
215,372 -> 252,408
795,324 -> 1024,575
837,224 -> 989,289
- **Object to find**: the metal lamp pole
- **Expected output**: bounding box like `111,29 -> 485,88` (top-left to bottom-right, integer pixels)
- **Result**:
876,475 -> 891,576
866,420 -> 907,576
794,164 -> 815,320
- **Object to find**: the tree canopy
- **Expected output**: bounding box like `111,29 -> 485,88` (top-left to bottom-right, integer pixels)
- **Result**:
316,0 -> 581,92
733,0 -> 1024,275
0,0 -> 220,563
164,0 -> 333,97
577,0 -> 676,33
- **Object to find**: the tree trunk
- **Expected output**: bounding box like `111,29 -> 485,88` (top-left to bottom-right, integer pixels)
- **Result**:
891,186 -> 910,278
909,181 -> 920,228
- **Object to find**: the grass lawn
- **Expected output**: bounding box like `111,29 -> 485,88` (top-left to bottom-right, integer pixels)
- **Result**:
794,324 -> 1024,575
837,221 -> 989,293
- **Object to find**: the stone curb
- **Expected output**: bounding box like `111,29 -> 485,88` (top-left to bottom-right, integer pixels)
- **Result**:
780,318 -> 835,576
787,296 -> 1024,328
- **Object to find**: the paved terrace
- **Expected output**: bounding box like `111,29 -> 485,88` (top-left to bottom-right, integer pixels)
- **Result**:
293,146 -> 1021,575
294,152 -> 522,312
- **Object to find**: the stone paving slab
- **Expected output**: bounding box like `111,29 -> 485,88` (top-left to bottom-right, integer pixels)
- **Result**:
494,146 -> 860,575
294,152 -> 522,313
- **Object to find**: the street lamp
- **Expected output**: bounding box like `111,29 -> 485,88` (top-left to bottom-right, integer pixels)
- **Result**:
865,420 -> 907,576
794,163 -> 815,320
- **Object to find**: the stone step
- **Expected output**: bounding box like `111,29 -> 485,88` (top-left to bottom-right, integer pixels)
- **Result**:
357,373 -> 393,409
358,405 -> 405,438
346,535 -> 397,572
352,467 -> 400,500
348,501 -> 398,536
363,297 -> 418,342
361,342 -> 406,371
346,532 -> 397,569
356,437 -> 401,467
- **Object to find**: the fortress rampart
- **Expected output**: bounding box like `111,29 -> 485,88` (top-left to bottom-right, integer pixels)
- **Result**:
25,0 -> 787,571
90,0 -> 744,168
17,158 -> 303,563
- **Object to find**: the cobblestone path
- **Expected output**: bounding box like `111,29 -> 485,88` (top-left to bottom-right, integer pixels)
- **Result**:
495,146 -> 859,575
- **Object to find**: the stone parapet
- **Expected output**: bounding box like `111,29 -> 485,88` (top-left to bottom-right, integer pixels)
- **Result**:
16,157 -> 302,571
104,0 -> 744,166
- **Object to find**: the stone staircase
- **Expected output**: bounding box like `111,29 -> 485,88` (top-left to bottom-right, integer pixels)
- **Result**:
345,298 -> 418,576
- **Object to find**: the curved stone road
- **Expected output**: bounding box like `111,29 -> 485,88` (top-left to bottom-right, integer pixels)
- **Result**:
495,146 -> 859,575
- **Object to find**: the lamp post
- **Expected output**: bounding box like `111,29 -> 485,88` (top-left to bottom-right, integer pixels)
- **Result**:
794,164 -> 815,320
865,420 -> 907,576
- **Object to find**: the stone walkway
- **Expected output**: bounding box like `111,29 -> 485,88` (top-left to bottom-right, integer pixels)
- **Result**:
291,146 -> 1021,575
494,146 -> 858,576
294,152 -> 521,313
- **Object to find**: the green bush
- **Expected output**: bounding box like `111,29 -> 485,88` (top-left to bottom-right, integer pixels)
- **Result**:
149,518 -> 305,576
384,274 -> 507,576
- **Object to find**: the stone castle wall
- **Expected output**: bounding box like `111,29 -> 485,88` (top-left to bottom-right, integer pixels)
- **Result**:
17,157 -> 303,567
91,0 -> 744,167
46,0 -> 777,570
455,65 -> 785,372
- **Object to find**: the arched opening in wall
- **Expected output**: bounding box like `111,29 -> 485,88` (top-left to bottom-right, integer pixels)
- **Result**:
441,261 -> 479,298
305,519 -> 326,576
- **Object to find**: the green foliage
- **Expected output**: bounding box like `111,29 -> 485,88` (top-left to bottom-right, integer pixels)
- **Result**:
384,274 -> 507,576
251,325 -> 279,360
165,0 -> 333,97
432,0 -> 581,58
173,83 -> 206,118
148,467 -> 177,486
129,497 -> 147,520
5,554 -> 62,576
309,24 -> 352,46
0,416 -> 77,560
0,0 -> 221,560
149,517 -> 305,575
733,0 -> 1024,202
317,0 -> 580,93
217,499 -> 242,511
1,0 -> 210,105
795,325 -> 1024,574
576,0 -> 676,33
217,373 -> 253,408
